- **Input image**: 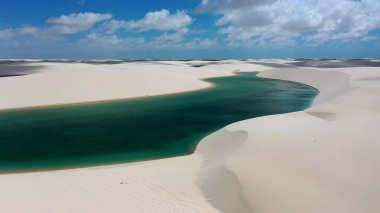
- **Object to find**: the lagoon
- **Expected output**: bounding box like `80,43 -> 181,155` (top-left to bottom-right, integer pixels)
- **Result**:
0,72 -> 317,172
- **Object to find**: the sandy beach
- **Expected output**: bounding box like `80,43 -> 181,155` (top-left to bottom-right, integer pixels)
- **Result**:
0,59 -> 379,212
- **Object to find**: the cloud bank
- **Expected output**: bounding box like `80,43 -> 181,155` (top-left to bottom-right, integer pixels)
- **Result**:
0,10 -> 210,58
127,9 -> 192,31
197,0 -> 380,45
47,12 -> 112,34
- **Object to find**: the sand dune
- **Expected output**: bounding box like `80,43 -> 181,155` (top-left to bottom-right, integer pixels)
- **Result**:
0,61 -> 239,110
224,66 -> 380,212
0,60 -> 379,213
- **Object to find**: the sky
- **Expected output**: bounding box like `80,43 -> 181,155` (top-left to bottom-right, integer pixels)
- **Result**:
1,0 -> 380,59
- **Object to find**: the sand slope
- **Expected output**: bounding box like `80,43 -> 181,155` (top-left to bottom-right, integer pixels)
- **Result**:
0,61 -> 237,110
224,66 -> 380,212
0,156 -> 221,213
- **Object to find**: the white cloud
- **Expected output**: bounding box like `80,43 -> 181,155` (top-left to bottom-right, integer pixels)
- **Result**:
153,28 -> 189,43
100,9 -> 193,43
0,26 -> 41,40
0,9 -> 197,54
361,36 -> 378,42
0,13 -> 113,40
98,10 -> 193,49
126,9 -> 192,31
184,38 -> 218,49
0,9 -> 218,57
84,28 -> 217,51
0,29 -> 15,39
47,12 -> 112,34
18,26 -> 40,34
198,0 -> 380,44
103,20 -> 128,34
197,0 -> 276,12
82,33 -> 145,50
102,10 -> 193,35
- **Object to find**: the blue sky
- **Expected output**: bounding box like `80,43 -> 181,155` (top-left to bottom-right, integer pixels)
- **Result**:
1,0 -> 380,59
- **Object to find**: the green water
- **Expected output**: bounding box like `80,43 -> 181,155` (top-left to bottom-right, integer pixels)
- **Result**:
0,72 -> 317,172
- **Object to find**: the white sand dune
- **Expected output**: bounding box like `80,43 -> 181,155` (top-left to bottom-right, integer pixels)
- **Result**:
223,66 -> 380,213
0,60 -> 379,213
0,61 -> 237,110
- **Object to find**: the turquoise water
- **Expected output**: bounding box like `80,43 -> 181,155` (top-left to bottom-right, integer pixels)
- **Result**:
0,72 -> 317,172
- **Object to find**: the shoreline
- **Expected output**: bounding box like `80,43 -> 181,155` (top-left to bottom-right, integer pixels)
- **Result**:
0,71 -> 320,113
0,66 -> 251,112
